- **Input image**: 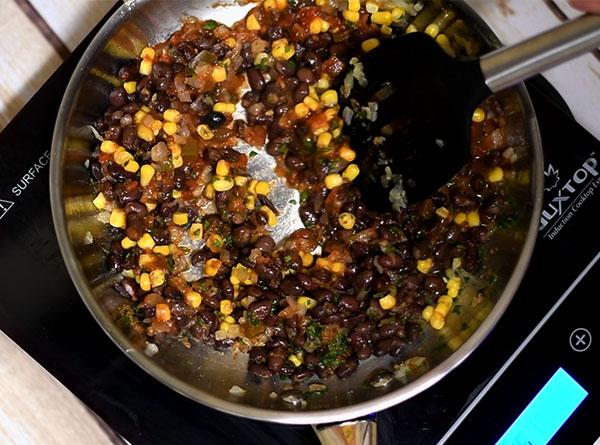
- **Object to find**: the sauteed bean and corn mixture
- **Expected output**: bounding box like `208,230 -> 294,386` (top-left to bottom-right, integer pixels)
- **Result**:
90,0 -> 515,382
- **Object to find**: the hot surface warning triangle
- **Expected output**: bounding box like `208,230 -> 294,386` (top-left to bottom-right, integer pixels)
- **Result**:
0,198 -> 15,220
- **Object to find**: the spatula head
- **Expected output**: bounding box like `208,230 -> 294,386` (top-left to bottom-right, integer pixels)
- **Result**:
344,32 -> 489,210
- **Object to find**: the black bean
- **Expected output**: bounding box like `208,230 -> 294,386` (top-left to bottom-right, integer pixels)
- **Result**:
280,277 -> 303,296
452,191 -> 478,209
89,160 -> 102,181
338,296 -> 359,313
204,111 -> 226,129
247,67 -> 265,92
470,226 -> 489,243
314,289 -> 335,303
373,274 -> 391,293
267,25 -> 284,41
335,356 -> 358,378
212,42 -> 229,58
297,67 -> 316,83
124,201 -> 147,215
274,103 -> 289,117
152,61 -> 173,80
125,215 -> 145,241
292,370 -> 314,383
353,270 -> 374,291
121,125 -> 138,149
109,88 -> 127,108
293,83 -> 309,103
378,321 -> 402,339
350,242 -> 371,260
249,347 -> 267,363
232,224 -> 252,247
423,276 -> 446,295
163,286 -> 182,300
470,173 -> 486,193
114,277 -> 137,299
198,309 -> 217,327
298,204 -> 318,227
195,36 -> 215,51
268,349 -> 287,372
275,60 -> 295,77
114,184 -> 141,206
255,262 -> 280,283
191,248 -> 216,266
220,279 -> 234,299
378,253 -> 403,270
297,273 -> 317,291
118,63 -> 139,82
285,155 -> 306,171
248,299 -> 272,320
254,235 -> 275,253
413,240 -> 431,260
241,43 -> 253,67
215,339 -> 234,351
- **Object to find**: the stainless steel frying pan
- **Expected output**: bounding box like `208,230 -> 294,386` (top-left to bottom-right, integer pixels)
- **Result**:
50,0 -> 543,427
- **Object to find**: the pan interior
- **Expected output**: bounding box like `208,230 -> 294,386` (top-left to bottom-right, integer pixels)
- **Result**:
51,0 -> 542,423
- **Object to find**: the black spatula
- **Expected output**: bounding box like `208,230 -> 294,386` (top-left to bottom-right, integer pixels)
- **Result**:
347,14 -> 600,210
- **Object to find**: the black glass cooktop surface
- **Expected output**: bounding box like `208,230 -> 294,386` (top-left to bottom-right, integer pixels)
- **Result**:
1,10 -> 599,445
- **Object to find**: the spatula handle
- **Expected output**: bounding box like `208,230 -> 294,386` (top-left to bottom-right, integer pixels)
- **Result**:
480,14 -> 600,93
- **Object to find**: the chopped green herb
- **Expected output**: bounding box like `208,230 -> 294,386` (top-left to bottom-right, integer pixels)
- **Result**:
249,150 -> 258,158
255,57 -> 269,71
307,322 -> 322,341
246,311 -> 261,327
452,304 -> 461,314
300,190 -> 309,203
279,143 -> 289,155
202,20 -> 218,30
284,254 -> 292,264
321,333 -> 349,368
461,322 -> 470,331
115,304 -> 136,331
166,256 -> 175,273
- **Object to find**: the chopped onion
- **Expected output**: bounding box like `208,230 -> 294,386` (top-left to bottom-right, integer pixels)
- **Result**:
229,385 -> 247,396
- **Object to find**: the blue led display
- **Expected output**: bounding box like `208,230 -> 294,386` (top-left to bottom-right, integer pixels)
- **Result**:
496,367 -> 588,445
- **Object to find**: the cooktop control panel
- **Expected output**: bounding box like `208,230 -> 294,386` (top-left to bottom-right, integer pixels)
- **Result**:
442,256 -> 599,445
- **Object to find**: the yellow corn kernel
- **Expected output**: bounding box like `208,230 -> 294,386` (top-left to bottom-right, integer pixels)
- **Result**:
213,102 -> 236,114
294,103 -> 310,118
100,140 -> 119,154
109,208 -> 126,228
255,181 -> 270,195
430,312 -> 445,330
472,107 -> 486,123
435,207 -> 450,219
150,269 -> 165,287
137,233 -> 156,250
467,211 -> 480,227
391,7 -> 405,21
173,212 -> 189,226
204,258 -> 222,276
244,195 -> 255,210
212,66 -> 227,82
153,245 -> 171,255
204,183 -> 215,199
114,150 -> 133,166
152,119 -> 164,136
220,299 -> 234,315
140,105 -> 151,113
303,96 -> 320,112
124,160 -> 140,173
172,155 -> 183,168
315,0 -> 326,5
139,273 -> 151,291
263,0 -> 276,10
260,206 -> 278,226
324,107 -> 338,120
145,202 -> 157,212
297,296 -> 317,309
371,11 -> 392,26
275,0 -> 287,9
134,110 -> 147,124
207,234 -> 224,252
213,176 -> 235,192
320,20 -> 330,32
288,354 -> 303,367
425,23 -> 440,38
488,166 -> 504,183
140,47 -> 155,60
155,303 -> 171,322
246,14 -> 261,31
436,33 -> 451,48
172,190 -> 182,199
163,108 -> 180,123
197,124 -> 214,140
343,10 -> 360,22
138,254 -> 154,268
216,159 -> 231,177
139,59 -> 153,76
342,163 -> 360,181
219,321 -> 231,332
435,301 -> 451,317
234,176 -> 248,187
92,192 -> 106,210
189,223 -> 204,241
317,132 -> 332,148
422,305 -> 434,321
447,278 -> 461,298
405,24 -> 418,34
338,144 -> 356,162
140,164 -> 155,187
123,81 -> 137,94
361,38 -> 380,52
309,85 -> 319,100
438,294 -> 454,307
272,38 -> 295,60
184,290 -> 202,309
310,18 -> 323,34
320,89 -> 338,106
338,212 -> 356,230
381,25 -> 393,36
162,121 -> 179,135
417,258 -> 433,274
331,262 -> 345,274
121,237 -> 137,249
379,294 -> 397,310
454,212 -> 467,225
300,252 -> 314,267
249,179 -> 258,193
137,124 -> 154,142
365,1 -> 378,13
324,173 -> 343,189
348,0 -> 360,12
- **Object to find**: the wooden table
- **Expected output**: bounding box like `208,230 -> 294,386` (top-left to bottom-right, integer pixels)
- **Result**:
0,0 -> 598,442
